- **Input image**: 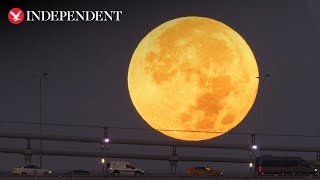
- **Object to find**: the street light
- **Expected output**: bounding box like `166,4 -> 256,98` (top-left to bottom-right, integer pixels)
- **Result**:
251,145 -> 258,150
249,162 -> 254,176
256,73 -> 270,157
33,72 -> 48,168
104,138 -> 110,143
256,73 -> 270,133
249,162 -> 253,168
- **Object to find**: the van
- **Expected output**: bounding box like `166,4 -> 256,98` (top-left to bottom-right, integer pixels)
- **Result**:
107,161 -> 144,176
255,156 -> 318,175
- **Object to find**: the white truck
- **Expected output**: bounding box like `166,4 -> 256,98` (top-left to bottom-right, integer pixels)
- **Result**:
107,161 -> 144,176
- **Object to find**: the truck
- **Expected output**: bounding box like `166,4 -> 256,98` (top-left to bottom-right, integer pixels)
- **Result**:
255,156 -> 318,176
107,161 -> 144,176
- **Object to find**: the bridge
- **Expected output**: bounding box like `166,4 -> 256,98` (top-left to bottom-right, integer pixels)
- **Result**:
0,125 -> 320,178
1,131 -> 320,173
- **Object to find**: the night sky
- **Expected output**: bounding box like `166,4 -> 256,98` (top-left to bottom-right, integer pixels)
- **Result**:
1,0 -> 320,174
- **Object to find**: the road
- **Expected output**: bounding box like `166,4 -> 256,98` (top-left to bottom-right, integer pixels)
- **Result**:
0,176 -> 318,180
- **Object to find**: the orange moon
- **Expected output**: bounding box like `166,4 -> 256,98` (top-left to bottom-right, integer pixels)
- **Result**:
128,17 -> 259,141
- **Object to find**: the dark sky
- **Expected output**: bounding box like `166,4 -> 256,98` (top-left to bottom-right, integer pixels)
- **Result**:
1,0 -> 320,174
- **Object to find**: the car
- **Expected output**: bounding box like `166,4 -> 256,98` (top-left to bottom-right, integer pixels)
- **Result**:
255,156 -> 318,176
12,165 -> 52,176
186,166 -> 223,176
107,161 -> 144,176
62,170 -> 91,176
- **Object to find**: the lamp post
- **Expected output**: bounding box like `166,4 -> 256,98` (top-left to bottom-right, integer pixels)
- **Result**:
247,73 -> 270,176
256,74 -> 270,134
39,73 -> 48,168
253,73 -> 270,162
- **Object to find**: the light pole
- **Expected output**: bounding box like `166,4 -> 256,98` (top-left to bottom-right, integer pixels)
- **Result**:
247,74 -> 269,176
256,74 -> 270,135
255,73 -> 270,159
39,72 -> 48,168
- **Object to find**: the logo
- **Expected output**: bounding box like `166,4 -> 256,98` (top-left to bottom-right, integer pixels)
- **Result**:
8,8 -> 24,24
8,8 -> 122,24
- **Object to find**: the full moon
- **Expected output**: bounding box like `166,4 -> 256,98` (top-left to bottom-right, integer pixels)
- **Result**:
128,17 -> 259,141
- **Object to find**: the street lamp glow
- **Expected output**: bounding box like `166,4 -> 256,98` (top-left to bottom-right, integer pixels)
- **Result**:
101,158 -> 105,164
104,138 -> 110,143
249,163 -> 253,168
251,145 -> 258,150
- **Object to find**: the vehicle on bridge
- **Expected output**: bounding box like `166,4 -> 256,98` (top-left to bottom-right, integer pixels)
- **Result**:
186,166 -> 223,176
107,161 -> 144,176
255,156 -> 318,176
12,165 -> 52,176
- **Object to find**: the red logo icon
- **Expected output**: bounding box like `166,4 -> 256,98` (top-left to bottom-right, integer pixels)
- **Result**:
8,8 -> 24,24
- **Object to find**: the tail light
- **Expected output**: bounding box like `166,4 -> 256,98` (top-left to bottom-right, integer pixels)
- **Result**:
258,166 -> 263,174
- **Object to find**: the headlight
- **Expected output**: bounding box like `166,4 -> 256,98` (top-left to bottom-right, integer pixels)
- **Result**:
315,169 -> 318,172
48,171 -> 52,174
